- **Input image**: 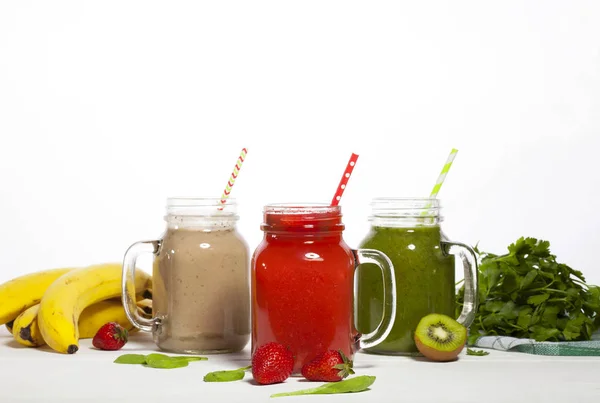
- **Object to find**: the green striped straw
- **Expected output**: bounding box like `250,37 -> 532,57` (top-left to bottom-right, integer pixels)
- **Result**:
429,148 -> 458,199
422,148 -> 458,215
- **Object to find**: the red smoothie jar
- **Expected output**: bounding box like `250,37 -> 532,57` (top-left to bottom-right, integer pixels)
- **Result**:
251,204 -> 397,373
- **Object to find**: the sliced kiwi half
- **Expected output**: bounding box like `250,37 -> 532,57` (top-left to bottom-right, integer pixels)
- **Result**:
414,313 -> 467,362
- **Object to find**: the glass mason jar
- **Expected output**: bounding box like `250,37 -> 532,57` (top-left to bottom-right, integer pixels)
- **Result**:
356,198 -> 478,355
122,198 -> 250,354
251,204 -> 397,373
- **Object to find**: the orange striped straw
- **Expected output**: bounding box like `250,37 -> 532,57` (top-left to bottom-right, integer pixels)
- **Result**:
220,148 -> 248,207
330,153 -> 359,206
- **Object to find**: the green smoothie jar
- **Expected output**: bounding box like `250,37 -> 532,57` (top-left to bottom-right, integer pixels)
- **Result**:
356,198 -> 478,355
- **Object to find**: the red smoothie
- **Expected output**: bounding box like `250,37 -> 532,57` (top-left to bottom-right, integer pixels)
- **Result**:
251,205 -> 356,373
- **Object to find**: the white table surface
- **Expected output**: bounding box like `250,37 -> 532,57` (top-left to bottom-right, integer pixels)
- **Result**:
0,327 -> 599,403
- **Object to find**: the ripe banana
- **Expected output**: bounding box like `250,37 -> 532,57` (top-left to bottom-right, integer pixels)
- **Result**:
12,304 -> 44,347
0,268 -> 74,325
77,300 -> 136,339
38,263 -> 152,354
13,299 -> 146,347
135,298 -> 153,318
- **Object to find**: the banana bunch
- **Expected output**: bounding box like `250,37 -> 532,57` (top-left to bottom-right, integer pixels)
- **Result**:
0,263 -> 152,354
12,298 -> 153,347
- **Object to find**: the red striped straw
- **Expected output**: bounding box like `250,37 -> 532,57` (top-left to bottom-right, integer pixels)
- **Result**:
330,153 -> 359,206
219,148 -> 248,208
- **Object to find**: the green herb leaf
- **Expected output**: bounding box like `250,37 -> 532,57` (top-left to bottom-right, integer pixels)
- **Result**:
171,356 -> 208,362
527,294 -> 550,305
270,375 -> 376,398
466,348 -> 489,356
203,366 -> 251,382
456,237 -> 600,343
144,353 -> 191,369
114,354 -> 147,365
145,357 -> 189,369
204,369 -> 245,382
145,353 -> 169,361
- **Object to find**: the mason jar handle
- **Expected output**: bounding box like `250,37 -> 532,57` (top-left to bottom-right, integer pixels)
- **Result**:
441,241 -> 479,328
122,240 -> 161,332
352,248 -> 397,350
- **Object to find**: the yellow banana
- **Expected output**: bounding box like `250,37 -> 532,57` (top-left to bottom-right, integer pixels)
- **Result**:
0,268 -> 74,325
77,300 -> 136,339
13,299 -> 143,347
12,305 -> 43,347
38,263 -> 152,354
135,298 -> 153,318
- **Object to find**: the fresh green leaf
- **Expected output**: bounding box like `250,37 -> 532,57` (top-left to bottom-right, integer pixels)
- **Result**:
204,369 -> 245,382
484,300 -> 505,313
466,348 -> 489,356
146,358 -> 189,369
145,353 -> 169,362
467,332 -> 481,346
498,301 -> 518,320
530,326 -> 561,342
457,237 -> 600,343
520,270 -> 538,290
270,376 -> 376,398
171,356 -> 208,362
527,294 -> 550,306
114,354 -> 147,365
145,353 -> 190,369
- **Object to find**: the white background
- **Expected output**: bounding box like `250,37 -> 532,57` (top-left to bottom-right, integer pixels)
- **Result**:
1,1 -> 599,285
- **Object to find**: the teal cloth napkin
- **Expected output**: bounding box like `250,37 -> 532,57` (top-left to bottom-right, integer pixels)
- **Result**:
471,331 -> 600,356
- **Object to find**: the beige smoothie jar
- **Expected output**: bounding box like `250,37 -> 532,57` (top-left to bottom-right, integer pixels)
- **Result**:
122,198 -> 250,354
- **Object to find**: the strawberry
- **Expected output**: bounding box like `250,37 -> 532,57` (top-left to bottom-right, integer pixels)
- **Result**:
251,342 -> 294,385
92,322 -> 128,351
301,350 -> 355,382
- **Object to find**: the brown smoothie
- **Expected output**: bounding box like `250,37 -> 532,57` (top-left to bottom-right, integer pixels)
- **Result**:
152,224 -> 250,353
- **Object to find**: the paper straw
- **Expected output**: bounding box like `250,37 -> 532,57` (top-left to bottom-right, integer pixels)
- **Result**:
421,148 -> 458,217
219,148 -> 248,207
428,148 -> 459,199
330,153 -> 359,206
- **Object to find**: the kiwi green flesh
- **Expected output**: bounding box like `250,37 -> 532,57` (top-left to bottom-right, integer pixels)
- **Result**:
414,313 -> 467,352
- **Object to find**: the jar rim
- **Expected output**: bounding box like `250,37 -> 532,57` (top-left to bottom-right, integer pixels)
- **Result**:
370,197 -> 440,205
369,197 -> 442,224
166,197 -> 238,219
167,197 -> 237,206
263,203 -> 341,215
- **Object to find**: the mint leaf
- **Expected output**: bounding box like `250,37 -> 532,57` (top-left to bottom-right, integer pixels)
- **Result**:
466,348 -> 489,356
114,354 -> 146,364
271,375 -> 376,398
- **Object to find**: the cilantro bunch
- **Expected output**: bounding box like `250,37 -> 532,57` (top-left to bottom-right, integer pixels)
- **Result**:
456,237 -> 600,344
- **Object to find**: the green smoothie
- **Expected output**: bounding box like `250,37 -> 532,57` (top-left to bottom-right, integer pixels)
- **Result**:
357,225 -> 455,354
